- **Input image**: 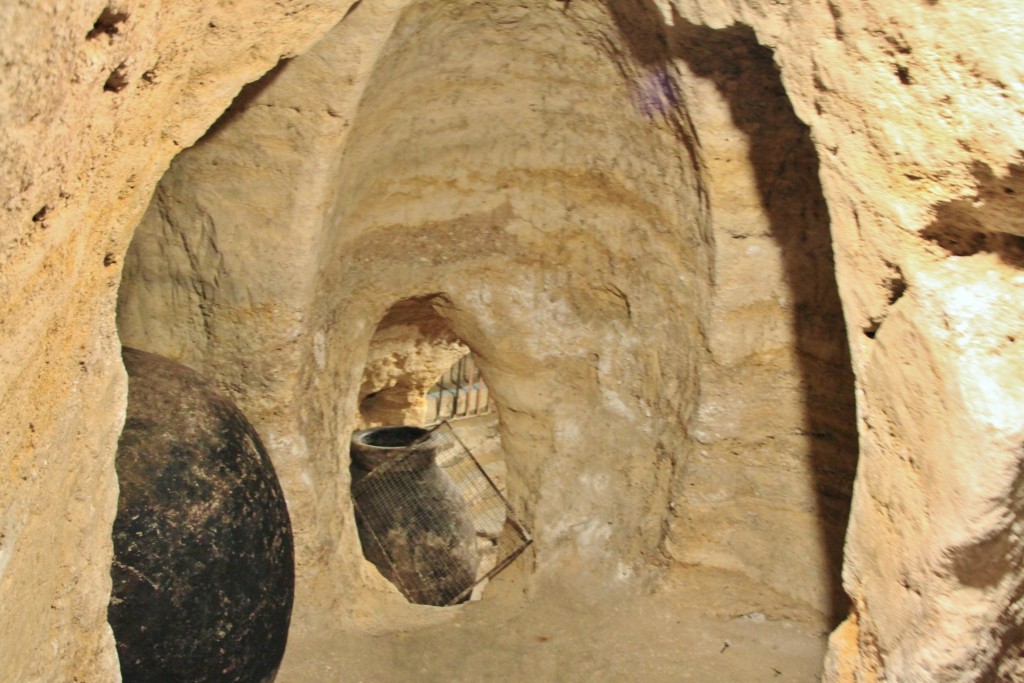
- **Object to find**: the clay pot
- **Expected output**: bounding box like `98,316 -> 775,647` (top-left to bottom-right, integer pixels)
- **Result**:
350,426 -> 479,606
110,348 -> 294,683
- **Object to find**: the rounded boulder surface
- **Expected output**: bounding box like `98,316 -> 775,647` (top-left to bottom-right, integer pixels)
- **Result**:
109,348 -> 294,683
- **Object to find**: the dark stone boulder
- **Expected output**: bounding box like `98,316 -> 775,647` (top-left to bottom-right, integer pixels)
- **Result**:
109,348 -> 294,683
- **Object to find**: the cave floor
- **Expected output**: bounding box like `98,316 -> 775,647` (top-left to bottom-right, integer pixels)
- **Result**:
278,565 -> 830,683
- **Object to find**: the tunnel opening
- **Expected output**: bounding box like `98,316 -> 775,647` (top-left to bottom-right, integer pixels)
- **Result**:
355,296 -> 471,429
350,296 -> 527,607
111,0 -> 859,676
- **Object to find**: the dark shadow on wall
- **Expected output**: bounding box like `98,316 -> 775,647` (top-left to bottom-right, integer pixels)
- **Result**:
604,0 -> 858,624
198,58 -> 291,143
922,161 -> 1024,266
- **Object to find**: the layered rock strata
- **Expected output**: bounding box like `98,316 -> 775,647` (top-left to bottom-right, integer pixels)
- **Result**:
1,0 -> 1022,680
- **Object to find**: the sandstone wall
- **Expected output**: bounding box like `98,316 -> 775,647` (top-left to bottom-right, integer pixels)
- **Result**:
3,0 -> 1023,681
652,1 -> 1024,678
656,19 -> 859,621
310,0 -> 709,595
0,1 -> 352,680
354,298 -> 469,428
120,0 -> 708,619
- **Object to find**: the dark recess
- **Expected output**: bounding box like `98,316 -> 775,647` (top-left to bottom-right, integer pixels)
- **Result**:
87,7 -> 130,41
104,63 -> 130,93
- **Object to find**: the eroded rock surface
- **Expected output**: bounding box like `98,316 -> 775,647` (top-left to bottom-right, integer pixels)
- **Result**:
2,0 -> 1023,680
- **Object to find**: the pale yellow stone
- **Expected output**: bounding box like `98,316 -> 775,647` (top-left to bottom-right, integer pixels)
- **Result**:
2,0 -> 1023,680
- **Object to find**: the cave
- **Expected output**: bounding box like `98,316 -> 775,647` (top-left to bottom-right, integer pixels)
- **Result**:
4,0 -> 1024,681
112,0 -> 856,676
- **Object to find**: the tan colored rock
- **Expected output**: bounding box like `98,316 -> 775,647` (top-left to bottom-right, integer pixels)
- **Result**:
355,298 -> 469,427
119,0 -> 706,622
3,0 -> 1024,680
1,1 -> 353,680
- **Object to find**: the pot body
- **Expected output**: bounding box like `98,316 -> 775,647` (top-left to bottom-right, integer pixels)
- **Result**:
351,426 -> 479,606
110,348 -> 294,683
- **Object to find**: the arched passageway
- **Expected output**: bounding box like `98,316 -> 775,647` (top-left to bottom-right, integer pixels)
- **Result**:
114,0 -> 857,677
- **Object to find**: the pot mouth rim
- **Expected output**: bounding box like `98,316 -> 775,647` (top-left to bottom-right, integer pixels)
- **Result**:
352,425 -> 431,450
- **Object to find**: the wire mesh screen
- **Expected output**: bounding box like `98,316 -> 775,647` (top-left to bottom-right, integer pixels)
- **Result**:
425,353 -> 493,425
350,422 -> 532,607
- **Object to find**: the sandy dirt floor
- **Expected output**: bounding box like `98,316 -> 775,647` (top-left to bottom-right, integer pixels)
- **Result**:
280,563 -> 830,682
279,415 -> 830,682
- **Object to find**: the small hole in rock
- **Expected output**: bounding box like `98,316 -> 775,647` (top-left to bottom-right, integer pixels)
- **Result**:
896,65 -> 912,85
104,253 -> 117,267
884,276 -> 907,306
104,63 -> 129,93
86,8 -> 129,41
32,206 -> 50,222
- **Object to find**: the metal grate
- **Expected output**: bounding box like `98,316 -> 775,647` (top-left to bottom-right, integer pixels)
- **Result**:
350,422 -> 532,606
425,353 -> 493,425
